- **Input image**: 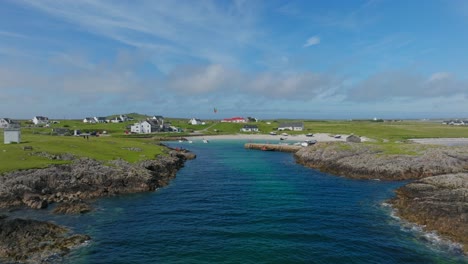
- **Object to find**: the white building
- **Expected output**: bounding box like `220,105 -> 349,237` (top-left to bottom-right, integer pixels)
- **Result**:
240,125 -> 259,132
94,117 -> 107,123
32,116 -> 49,125
131,121 -> 153,134
83,117 -> 96,123
278,122 -> 304,131
4,128 -> 21,144
0,118 -> 17,128
189,118 -> 205,125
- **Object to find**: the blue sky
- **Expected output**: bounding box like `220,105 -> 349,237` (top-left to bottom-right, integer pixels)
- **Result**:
1,0 -> 467,119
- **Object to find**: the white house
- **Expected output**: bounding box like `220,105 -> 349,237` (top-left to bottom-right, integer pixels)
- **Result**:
4,128 -> 21,144
32,116 -> 49,125
94,117 -> 107,123
131,121 -> 155,134
83,117 -> 96,123
189,118 -> 205,125
240,125 -> 259,132
278,122 -> 304,131
0,118 -> 18,128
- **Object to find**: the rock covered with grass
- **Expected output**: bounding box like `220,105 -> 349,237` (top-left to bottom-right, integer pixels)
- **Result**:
390,173 -> 468,253
0,152 -> 194,210
294,142 -> 468,180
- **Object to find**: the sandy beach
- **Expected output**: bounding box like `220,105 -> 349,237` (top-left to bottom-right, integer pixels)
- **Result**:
187,133 -> 357,143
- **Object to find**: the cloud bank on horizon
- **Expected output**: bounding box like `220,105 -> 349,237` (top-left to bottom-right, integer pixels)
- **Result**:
0,0 -> 467,119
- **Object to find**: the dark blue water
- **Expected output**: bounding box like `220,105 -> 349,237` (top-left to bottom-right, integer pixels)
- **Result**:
7,140 -> 467,263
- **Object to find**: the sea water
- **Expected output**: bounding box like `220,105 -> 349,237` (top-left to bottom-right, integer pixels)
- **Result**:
7,140 -> 467,263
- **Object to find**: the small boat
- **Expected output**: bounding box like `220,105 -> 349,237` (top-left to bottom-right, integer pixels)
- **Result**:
269,132 -> 277,135
334,135 -> 341,139
306,133 -> 313,137
203,139 -> 209,143
281,133 -> 289,136
188,140 -> 193,144
178,140 -> 183,143
280,137 -> 286,140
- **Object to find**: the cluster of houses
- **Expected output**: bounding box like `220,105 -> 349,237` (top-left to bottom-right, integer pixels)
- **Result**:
442,120 -> 468,126
83,115 -> 133,124
130,116 -> 181,134
238,122 -> 304,133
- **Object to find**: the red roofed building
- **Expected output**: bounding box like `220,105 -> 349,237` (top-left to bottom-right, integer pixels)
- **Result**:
221,117 -> 247,123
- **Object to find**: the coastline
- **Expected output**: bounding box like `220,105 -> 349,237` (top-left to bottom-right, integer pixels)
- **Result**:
187,133 -> 371,142
0,149 -> 195,263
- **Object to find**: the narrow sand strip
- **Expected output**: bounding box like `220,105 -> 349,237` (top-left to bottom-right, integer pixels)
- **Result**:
410,138 -> 468,146
187,133 -> 354,142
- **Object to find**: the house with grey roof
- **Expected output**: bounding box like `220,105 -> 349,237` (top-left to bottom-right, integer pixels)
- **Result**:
278,122 -> 304,131
94,117 -> 107,123
240,125 -> 259,132
83,117 -> 96,123
32,116 -> 49,125
0,118 -> 19,129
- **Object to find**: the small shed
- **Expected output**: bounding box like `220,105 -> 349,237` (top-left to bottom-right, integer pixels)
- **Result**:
346,135 -> 361,143
4,128 -> 21,144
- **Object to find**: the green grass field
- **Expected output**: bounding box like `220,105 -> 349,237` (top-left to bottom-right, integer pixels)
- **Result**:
203,120 -> 468,142
0,133 -> 166,174
1,118 -> 467,174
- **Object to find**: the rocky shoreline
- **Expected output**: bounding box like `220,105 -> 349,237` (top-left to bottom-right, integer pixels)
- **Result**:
0,149 -> 195,263
390,173 -> 468,252
0,216 -> 90,264
294,142 -> 468,253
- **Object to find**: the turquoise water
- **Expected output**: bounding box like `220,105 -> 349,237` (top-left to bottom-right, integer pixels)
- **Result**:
7,140 -> 467,263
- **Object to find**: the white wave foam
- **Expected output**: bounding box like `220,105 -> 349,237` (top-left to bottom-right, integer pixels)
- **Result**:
381,202 -> 465,256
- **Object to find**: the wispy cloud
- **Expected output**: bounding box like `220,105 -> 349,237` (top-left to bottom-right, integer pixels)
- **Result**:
0,30 -> 27,38
15,0 -> 261,69
303,36 -> 321,47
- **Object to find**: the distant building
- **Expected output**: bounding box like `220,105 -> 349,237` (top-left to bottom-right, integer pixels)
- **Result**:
0,118 -> 19,129
4,128 -> 21,144
240,125 -> 259,132
130,118 -> 170,134
83,117 -> 96,123
189,118 -> 205,125
32,116 -> 49,125
221,117 -> 246,123
278,122 -> 304,131
443,119 -> 468,126
110,117 -> 122,123
94,117 -> 107,123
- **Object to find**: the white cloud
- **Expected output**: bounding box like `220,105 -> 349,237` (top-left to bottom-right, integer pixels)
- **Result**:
168,64 -> 237,94
428,72 -> 452,82
347,71 -> 468,101
303,36 -> 320,47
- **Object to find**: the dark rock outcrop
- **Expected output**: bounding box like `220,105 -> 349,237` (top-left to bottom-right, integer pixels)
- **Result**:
294,142 -> 468,180
0,152 -> 194,210
390,173 -> 468,253
0,217 -> 90,263
52,201 -> 92,214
